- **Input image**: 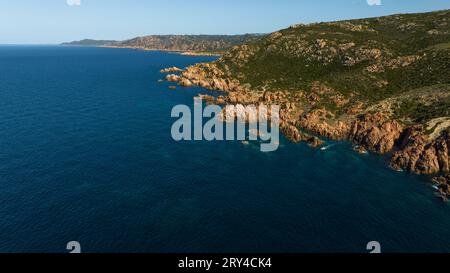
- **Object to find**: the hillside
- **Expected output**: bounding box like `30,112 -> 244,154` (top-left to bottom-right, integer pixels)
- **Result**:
112,34 -> 265,54
61,39 -> 118,46
215,9 -> 450,116
166,10 -> 450,189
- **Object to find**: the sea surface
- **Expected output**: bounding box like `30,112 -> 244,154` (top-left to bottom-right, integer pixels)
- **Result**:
0,45 -> 449,253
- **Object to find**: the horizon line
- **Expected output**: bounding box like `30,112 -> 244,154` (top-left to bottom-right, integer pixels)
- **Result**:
3,8 -> 449,45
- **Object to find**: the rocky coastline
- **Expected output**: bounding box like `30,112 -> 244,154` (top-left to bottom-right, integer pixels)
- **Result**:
101,45 -> 223,56
159,10 -> 450,199
161,63 -> 449,197
178,51 -> 222,57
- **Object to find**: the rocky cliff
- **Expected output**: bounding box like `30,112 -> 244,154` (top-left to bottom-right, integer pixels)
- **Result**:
163,10 -> 450,187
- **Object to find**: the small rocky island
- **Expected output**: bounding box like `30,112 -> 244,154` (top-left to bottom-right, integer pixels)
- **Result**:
161,10 -> 450,198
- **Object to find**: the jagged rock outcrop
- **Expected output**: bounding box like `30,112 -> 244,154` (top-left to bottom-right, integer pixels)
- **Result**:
179,78 -> 194,87
436,135 -> 450,173
160,67 -> 184,73
165,74 -> 181,82
432,174 -> 450,200
194,94 -> 216,104
280,122 -> 324,147
354,145 -> 369,155
176,63 -> 247,92
390,129 -> 449,174
349,112 -> 403,154
298,109 -> 351,140
226,92 -> 259,104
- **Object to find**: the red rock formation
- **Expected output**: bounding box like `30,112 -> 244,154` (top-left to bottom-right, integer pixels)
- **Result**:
391,130 -> 449,174
162,63 -> 449,178
349,112 -> 403,154
432,174 -> 450,201
297,109 -> 350,140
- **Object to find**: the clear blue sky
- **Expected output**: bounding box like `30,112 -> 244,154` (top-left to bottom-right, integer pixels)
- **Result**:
1,0 -> 449,44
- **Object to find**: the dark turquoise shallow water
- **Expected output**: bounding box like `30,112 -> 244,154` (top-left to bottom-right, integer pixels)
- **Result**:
0,46 -> 449,253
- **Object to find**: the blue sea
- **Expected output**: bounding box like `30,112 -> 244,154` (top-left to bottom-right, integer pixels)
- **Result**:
0,45 -> 449,253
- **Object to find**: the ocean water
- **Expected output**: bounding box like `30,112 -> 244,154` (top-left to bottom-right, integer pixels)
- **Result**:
0,45 -> 449,253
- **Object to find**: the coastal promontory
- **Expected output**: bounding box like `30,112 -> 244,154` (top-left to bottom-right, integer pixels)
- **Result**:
165,10 -> 450,185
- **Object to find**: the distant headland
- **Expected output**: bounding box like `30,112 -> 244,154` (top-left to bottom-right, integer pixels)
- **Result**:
61,34 -> 265,56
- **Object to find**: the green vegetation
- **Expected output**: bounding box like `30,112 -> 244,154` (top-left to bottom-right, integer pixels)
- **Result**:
394,96 -> 450,123
114,34 -> 265,53
62,35 -> 265,53
214,9 -> 450,119
61,39 -> 118,46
